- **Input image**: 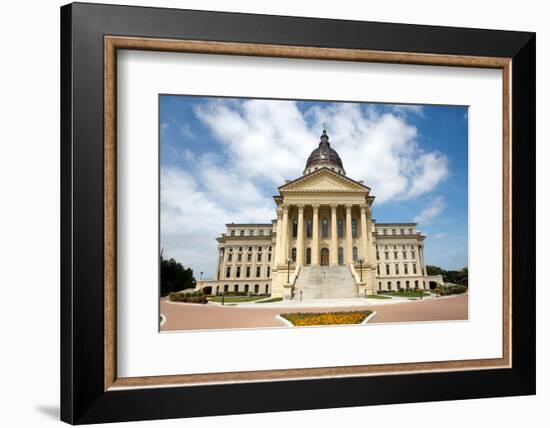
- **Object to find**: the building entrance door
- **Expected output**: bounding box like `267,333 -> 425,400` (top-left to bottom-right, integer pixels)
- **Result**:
320,248 -> 329,266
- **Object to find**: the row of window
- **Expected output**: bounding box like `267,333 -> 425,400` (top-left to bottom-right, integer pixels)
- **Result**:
227,246 -> 272,252
377,228 -> 415,235
376,251 -> 417,261
378,280 -> 425,291
288,247 -> 359,264
216,284 -> 270,294
292,218 -> 359,239
227,253 -> 272,263
377,263 -> 420,276
226,266 -> 271,278
229,229 -> 272,237
378,244 -> 418,250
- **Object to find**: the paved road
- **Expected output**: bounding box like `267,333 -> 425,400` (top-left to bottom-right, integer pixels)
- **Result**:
160,294 -> 467,331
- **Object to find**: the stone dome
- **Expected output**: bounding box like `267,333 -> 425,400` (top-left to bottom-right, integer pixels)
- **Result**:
304,129 -> 345,175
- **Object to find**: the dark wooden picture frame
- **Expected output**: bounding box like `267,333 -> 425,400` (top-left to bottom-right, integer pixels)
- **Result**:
61,2 -> 535,424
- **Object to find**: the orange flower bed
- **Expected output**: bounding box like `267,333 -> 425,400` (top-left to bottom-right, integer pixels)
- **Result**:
280,310 -> 372,326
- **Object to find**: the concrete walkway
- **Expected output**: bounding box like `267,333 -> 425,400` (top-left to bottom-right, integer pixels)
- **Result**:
160,293 -> 468,331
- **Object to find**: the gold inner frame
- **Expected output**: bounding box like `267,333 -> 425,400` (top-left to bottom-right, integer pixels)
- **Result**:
104,36 -> 512,391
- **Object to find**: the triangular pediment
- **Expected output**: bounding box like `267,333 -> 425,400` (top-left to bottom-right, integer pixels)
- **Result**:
279,168 -> 370,193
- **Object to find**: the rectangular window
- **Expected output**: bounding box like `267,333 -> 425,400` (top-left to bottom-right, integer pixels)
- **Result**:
268,253 -> 271,262
249,229 -> 254,236
384,251 -> 389,260
292,219 -> 298,238
237,254 -> 242,262
259,230 -> 264,236
240,230 -> 244,236
257,253 -> 262,262
267,266 -> 271,277
258,246 -> 262,252
383,229 -> 387,235
246,266 -> 250,277
322,219 -> 328,238
247,254 -> 252,262
256,266 -> 261,277
230,230 -> 235,236
377,265 -> 380,275
397,280 -> 401,289
404,264 -> 409,274
413,264 -> 417,274
236,267 -> 241,278
352,219 -> 357,237
226,267 -> 231,278
400,228 -> 405,234
395,264 -> 400,275
394,251 -> 398,259
392,229 -> 396,235
411,251 -> 416,259
228,254 -> 233,262
385,264 -> 390,275
409,228 -> 414,234
415,280 -> 419,288
306,219 -> 312,238
376,251 -> 380,260
337,219 -> 344,238
403,251 -> 407,259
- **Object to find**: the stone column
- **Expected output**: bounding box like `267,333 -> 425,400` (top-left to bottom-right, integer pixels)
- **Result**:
279,204 -> 289,264
366,205 -> 375,266
360,204 -> 368,261
330,204 -> 338,265
296,204 -> 305,266
311,204 -> 320,266
345,204 -> 353,264
275,208 -> 283,265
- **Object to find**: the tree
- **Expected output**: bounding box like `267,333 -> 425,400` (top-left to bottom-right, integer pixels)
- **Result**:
160,255 -> 195,296
426,265 -> 468,285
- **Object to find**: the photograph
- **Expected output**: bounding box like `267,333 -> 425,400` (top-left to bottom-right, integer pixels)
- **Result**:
159,95 -> 469,331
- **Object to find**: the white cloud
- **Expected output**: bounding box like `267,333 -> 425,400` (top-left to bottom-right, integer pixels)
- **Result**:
413,196 -> 445,224
392,105 -> 425,117
432,232 -> 448,239
195,99 -> 447,203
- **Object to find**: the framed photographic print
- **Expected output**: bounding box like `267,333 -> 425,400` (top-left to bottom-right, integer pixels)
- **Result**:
61,2 -> 535,424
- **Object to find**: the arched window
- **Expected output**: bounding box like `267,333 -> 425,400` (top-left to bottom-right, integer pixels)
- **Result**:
338,247 -> 344,265
216,285 -> 220,295
245,284 -> 249,293
254,284 -> 259,294
387,281 -> 392,290
353,247 -> 358,262
322,219 -> 328,238
405,280 -> 410,290
378,282 -> 382,291
291,247 -> 297,262
265,284 -> 269,294
224,284 -> 229,292
234,284 -> 239,292
306,248 -> 311,265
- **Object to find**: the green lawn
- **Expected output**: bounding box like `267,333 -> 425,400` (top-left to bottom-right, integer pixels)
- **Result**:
209,295 -> 267,303
255,297 -> 284,303
385,291 -> 430,298
367,294 -> 392,299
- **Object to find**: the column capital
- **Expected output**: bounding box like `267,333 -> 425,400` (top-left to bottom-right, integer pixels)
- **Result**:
276,207 -> 283,218
330,203 -> 339,210
281,204 -> 290,213
345,203 -> 353,211
311,203 -> 320,210
296,203 -> 305,210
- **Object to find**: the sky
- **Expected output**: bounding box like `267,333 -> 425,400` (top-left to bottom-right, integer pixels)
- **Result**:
160,95 -> 468,278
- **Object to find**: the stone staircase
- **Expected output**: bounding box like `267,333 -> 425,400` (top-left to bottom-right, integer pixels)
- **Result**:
293,265 -> 358,300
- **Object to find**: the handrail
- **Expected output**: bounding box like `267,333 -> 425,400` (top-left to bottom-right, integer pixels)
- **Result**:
349,263 -> 362,284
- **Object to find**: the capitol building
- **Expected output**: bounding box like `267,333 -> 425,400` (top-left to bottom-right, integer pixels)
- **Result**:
196,129 -> 443,299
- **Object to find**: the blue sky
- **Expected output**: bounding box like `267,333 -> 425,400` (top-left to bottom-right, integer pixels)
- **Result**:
160,95 -> 468,278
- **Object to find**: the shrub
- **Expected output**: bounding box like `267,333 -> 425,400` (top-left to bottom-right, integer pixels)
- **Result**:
169,291 -> 208,304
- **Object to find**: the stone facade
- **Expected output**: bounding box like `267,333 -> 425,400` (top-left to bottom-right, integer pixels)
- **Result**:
195,130 -> 443,298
